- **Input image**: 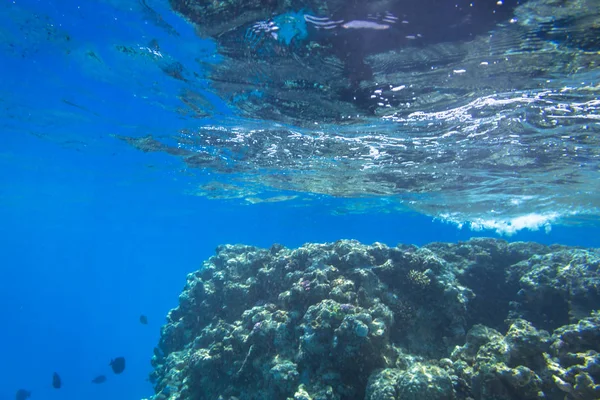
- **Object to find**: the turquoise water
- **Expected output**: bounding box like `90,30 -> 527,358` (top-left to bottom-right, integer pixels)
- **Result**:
1,1 -> 599,399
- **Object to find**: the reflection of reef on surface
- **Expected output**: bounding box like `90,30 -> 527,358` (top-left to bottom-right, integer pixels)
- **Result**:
117,0 -> 600,228
146,238 -> 600,400
166,0 -> 600,124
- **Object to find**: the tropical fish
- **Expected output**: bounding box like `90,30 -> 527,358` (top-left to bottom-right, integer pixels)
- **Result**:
140,315 -> 148,325
91,375 -> 107,384
15,389 -> 31,400
110,357 -> 126,374
52,372 -> 61,389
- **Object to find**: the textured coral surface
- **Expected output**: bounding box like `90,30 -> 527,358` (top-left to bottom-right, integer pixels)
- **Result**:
146,238 -> 600,400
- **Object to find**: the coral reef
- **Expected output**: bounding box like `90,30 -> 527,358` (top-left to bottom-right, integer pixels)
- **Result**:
146,238 -> 600,400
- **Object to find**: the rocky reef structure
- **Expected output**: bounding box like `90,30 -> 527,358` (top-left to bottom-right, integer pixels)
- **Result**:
146,238 -> 600,400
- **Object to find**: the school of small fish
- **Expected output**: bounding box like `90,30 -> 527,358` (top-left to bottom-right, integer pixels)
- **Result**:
14,315 -> 148,399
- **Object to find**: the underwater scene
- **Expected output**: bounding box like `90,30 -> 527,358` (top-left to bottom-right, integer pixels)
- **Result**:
1,0 -> 600,399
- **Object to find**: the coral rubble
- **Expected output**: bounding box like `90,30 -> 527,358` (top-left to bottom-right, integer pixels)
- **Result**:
146,238 -> 600,400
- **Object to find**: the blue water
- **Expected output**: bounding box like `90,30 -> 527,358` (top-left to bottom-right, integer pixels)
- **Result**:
1,1 -> 599,400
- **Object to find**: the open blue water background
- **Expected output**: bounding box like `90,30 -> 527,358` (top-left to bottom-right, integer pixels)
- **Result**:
1,1 -> 599,399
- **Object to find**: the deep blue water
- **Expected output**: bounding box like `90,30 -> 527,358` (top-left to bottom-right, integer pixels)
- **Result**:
2,1 -> 599,399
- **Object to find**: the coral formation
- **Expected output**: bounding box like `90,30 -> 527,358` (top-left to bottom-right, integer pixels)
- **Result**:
146,238 -> 600,400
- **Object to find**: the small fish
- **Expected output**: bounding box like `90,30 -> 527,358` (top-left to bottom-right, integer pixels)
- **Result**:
15,389 -> 31,400
109,357 -> 126,374
91,375 -> 107,384
52,372 -> 62,389
139,315 -> 148,325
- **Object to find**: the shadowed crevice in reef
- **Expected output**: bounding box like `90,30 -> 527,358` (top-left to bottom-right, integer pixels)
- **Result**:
146,238 -> 600,400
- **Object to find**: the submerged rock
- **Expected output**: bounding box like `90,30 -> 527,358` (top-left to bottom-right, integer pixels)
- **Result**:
146,238 -> 600,400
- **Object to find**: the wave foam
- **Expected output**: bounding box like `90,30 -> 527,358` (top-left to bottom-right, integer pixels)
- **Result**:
440,212 -> 562,235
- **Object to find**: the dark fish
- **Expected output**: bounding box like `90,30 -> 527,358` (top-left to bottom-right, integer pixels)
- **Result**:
15,389 -> 31,400
109,357 -> 126,374
91,375 -> 107,384
52,372 -> 62,389
139,315 -> 148,325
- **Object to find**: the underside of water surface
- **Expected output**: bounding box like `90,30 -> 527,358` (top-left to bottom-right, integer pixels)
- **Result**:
115,0 -> 599,234
2,0 -> 599,234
